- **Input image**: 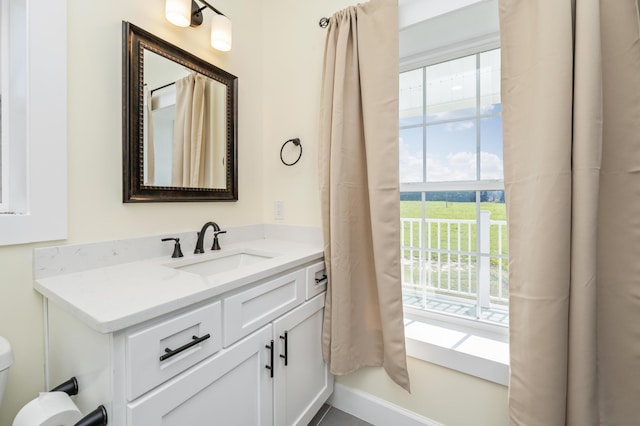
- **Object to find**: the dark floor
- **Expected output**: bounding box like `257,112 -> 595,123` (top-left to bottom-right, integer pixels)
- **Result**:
308,404 -> 372,426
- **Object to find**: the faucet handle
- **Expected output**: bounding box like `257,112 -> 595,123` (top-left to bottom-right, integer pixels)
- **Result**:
212,230 -> 227,251
161,237 -> 184,258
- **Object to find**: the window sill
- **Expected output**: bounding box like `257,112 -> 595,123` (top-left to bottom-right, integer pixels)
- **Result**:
404,311 -> 509,386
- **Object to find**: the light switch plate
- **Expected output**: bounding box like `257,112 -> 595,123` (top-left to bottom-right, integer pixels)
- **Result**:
274,200 -> 285,220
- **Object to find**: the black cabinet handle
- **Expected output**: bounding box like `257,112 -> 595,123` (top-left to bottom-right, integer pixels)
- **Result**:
279,331 -> 288,366
265,340 -> 274,378
160,334 -> 211,361
315,274 -> 327,284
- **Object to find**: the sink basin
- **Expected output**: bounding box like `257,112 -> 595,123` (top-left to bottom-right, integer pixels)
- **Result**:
169,250 -> 277,277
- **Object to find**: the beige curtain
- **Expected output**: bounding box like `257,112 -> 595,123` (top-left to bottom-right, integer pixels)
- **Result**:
172,73 -> 206,187
500,0 -> 640,423
318,0 -> 410,392
203,80 -> 227,189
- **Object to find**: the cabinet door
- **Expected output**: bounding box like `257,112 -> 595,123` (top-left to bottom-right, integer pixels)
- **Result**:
272,293 -> 333,426
127,325 -> 273,426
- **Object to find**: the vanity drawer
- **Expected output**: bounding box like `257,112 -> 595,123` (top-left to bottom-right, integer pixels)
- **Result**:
223,269 -> 305,346
125,301 -> 222,401
305,262 -> 327,300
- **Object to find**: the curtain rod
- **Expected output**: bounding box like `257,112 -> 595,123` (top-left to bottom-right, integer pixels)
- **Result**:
151,81 -> 175,95
319,17 -> 329,28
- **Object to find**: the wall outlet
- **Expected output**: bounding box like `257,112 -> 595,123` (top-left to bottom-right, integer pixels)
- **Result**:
274,200 -> 285,220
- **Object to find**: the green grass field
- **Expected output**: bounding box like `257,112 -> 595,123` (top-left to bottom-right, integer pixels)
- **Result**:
401,200 -> 507,221
400,201 -> 508,255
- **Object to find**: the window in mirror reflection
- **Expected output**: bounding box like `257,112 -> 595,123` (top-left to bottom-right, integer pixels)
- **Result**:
143,49 -> 228,189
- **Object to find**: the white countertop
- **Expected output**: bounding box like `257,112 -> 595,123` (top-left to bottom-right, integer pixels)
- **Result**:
35,239 -> 323,334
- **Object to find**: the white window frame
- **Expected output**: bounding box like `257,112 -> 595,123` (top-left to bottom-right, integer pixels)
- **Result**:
0,0 -> 67,245
0,0 -> 13,212
400,36 -> 509,385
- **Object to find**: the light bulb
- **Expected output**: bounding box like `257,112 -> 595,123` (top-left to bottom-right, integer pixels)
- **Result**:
211,14 -> 232,51
166,0 -> 192,27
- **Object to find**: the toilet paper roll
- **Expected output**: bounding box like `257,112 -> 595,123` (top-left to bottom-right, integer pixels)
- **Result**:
13,391 -> 83,426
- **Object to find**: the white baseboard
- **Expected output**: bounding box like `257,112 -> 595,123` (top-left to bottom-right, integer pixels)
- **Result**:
327,383 -> 445,426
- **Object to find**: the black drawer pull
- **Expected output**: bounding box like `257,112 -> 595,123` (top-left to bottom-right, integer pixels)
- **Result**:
160,334 -> 211,361
265,340 -> 274,378
279,331 -> 288,366
315,274 -> 327,284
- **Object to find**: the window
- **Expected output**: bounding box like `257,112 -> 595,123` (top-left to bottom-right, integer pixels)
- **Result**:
399,48 -> 508,327
0,0 -> 67,245
0,0 -> 8,211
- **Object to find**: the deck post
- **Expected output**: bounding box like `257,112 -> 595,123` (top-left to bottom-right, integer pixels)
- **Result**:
478,210 -> 491,309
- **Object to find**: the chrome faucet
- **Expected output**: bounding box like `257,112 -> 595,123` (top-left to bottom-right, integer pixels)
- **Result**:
194,222 -> 226,253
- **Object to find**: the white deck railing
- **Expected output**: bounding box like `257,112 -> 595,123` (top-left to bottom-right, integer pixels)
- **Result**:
401,212 -> 508,308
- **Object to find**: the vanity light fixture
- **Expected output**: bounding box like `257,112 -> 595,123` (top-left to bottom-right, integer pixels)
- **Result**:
165,0 -> 232,52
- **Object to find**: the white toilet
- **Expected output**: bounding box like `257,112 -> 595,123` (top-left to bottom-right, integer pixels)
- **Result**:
0,336 -> 13,409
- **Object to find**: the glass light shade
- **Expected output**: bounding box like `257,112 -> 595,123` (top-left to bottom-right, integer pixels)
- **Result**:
165,0 -> 192,27
210,14 -> 232,51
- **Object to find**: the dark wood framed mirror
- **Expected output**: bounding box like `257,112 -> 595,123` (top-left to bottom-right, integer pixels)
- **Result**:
122,21 -> 238,202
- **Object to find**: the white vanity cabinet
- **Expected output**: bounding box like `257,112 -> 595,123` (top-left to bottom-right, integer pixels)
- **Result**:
44,261 -> 333,426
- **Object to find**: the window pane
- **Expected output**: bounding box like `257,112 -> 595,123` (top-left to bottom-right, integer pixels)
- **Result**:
400,69 -> 423,127
399,49 -> 507,327
426,55 -> 476,123
399,127 -> 423,183
401,191 -> 509,325
480,49 -> 501,114
426,192 -> 477,321
426,121 -> 477,182
401,191 -> 479,320
480,116 -> 503,180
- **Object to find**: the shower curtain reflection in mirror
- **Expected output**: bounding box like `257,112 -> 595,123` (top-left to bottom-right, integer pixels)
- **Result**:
144,66 -> 227,189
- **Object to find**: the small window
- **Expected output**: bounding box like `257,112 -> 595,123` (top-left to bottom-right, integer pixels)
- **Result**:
0,0 -> 7,212
0,0 -> 67,245
399,49 -> 508,326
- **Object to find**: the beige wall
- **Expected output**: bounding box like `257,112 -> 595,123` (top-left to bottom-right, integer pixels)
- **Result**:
339,359 -> 509,426
0,1 -> 507,425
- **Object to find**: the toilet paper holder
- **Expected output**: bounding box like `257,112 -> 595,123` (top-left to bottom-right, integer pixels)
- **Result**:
50,377 -> 78,396
75,405 -> 108,426
51,377 -> 108,426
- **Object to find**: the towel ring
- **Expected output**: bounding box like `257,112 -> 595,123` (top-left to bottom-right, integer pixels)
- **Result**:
280,138 -> 302,166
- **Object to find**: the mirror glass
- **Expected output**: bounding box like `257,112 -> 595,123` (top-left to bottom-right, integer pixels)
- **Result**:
123,22 -> 238,202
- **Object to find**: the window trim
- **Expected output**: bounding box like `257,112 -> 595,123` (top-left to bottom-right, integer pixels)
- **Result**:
400,33 -> 500,74
405,308 -> 509,385
0,0 -> 67,245
0,0 -> 8,211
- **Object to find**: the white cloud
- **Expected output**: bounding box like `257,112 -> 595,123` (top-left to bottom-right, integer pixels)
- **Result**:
427,152 -> 476,181
445,121 -> 475,132
399,137 -> 423,182
480,151 -> 504,179
426,151 -> 503,182
400,132 -> 504,182
480,103 -> 498,115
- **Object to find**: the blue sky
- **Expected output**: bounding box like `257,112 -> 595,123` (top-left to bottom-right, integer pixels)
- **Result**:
400,103 -> 503,182
399,49 -> 502,183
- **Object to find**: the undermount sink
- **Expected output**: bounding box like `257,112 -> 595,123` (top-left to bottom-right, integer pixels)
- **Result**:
168,250 -> 277,277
